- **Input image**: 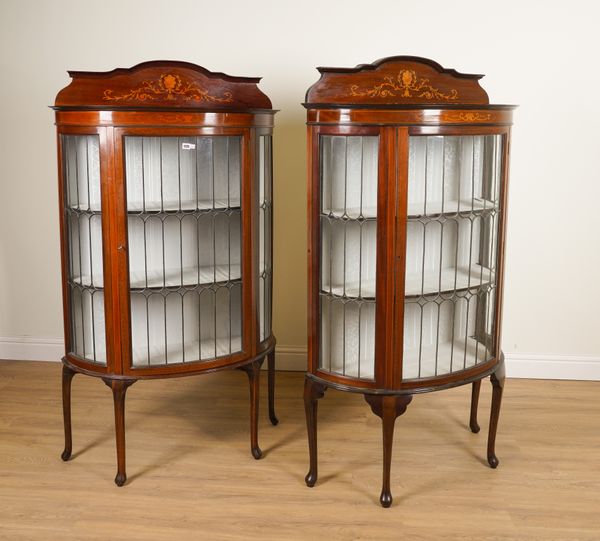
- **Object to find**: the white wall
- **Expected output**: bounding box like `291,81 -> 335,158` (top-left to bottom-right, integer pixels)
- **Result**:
1,0 -> 599,379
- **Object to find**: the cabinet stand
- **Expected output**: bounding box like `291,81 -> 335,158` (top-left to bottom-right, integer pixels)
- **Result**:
101,377 -> 136,486
488,359 -> 505,468
303,376 -> 327,488
61,350 -> 277,484
364,394 -> 413,508
303,359 -> 506,507
267,350 -> 278,426
60,364 -> 76,462
470,380 -> 482,433
238,357 -> 265,459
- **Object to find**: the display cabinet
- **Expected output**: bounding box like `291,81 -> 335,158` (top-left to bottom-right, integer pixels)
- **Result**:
303,57 -> 515,506
53,62 -> 277,486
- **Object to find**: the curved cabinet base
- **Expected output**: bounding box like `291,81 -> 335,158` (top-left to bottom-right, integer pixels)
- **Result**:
60,343 -> 277,486
304,355 -> 506,507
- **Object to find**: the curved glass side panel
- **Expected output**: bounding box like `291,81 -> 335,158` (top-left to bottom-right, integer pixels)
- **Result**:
403,135 -> 503,379
124,136 -> 242,367
319,135 -> 378,380
258,136 -> 273,342
62,135 -> 106,364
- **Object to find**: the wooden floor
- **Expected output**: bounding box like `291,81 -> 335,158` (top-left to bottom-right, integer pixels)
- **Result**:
0,361 -> 599,540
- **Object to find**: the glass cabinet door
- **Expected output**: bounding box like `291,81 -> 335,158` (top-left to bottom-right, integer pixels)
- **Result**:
124,136 -> 242,367
403,134 -> 503,379
62,135 -> 107,365
319,135 -> 378,380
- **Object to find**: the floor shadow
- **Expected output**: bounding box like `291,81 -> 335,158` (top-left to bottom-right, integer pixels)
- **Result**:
260,425 -> 306,457
69,431 -> 113,459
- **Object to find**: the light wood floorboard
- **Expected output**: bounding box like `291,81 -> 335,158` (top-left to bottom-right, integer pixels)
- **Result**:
0,360 -> 599,540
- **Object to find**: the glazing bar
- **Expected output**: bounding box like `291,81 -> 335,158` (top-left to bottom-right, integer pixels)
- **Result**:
163,295 -> 168,364
146,295 -> 151,366
198,290 -> 203,360
229,285 -> 232,354
226,137 -> 230,208
142,142 -> 149,288
211,138 -> 216,209
417,303 -> 424,379
213,289 -> 217,359
180,293 -> 185,362
177,137 -> 182,212
357,303 -> 362,379
75,159 -> 86,354
90,289 -> 97,362
471,137 -> 476,212
196,215 -> 201,285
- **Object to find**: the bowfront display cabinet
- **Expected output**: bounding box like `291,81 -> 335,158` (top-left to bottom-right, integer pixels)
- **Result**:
53,62 -> 277,486
303,57 -> 515,506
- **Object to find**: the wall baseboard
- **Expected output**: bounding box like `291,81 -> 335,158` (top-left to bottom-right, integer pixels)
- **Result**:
1,337 -> 598,381
272,350 -> 600,380
272,345 -> 307,371
272,349 -> 600,381
0,337 -> 64,362
0,338 -> 309,368
504,353 -> 600,381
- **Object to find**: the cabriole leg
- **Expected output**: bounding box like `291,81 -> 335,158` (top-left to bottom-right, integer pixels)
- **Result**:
103,378 -> 136,486
364,394 -> 412,508
239,359 -> 264,459
470,380 -> 482,433
487,359 -> 506,468
61,364 -> 76,461
304,376 -> 327,487
267,350 -> 278,425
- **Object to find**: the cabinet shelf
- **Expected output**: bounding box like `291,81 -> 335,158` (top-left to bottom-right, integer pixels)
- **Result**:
403,337 -> 491,379
405,264 -> 493,298
131,336 -> 243,367
129,266 -> 241,290
320,283 -> 375,300
67,203 -> 241,216
127,198 -> 241,214
320,211 -> 376,223
321,206 -> 377,220
321,264 -> 493,300
67,279 -> 103,292
72,264 -> 242,290
323,198 -> 497,221
408,198 -> 497,219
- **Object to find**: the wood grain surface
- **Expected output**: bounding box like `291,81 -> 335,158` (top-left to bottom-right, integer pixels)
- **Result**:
0,360 -> 598,540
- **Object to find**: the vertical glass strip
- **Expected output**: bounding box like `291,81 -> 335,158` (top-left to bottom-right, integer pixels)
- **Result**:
319,135 -> 378,380
63,135 -> 106,365
403,134 -> 503,379
257,135 -> 273,342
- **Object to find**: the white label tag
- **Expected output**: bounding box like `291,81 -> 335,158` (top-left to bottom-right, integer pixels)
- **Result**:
181,143 -> 196,150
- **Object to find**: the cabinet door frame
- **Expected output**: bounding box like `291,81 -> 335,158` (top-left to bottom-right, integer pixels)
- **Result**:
56,125 -> 112,375
308,124 -> 395,390
112,126 -> 257,377
394,124 -> 512,391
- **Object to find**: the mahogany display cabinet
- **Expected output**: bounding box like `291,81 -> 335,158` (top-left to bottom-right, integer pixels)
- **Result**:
303,56 -> 515,507
53,61 -> 277,486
